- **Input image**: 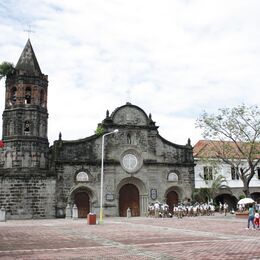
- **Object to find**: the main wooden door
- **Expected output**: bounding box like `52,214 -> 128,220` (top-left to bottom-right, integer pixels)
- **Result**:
166,191 -> 178,213
119,184 -> 140,217
74,192 -> 90,218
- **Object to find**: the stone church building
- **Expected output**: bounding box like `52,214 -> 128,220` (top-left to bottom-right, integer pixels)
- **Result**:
0,40 -> 195,219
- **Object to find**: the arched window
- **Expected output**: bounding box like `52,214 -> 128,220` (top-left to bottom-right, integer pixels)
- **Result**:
9,120 -> 14,135
76,171 -> 89,182
168,172 -> 179,182
6,152 -> 12,168
40,122 -> 46,137
25,87 -> 31,104
24,120 -> 30,135
11,87 -> 17,104
40,89 -> 45,107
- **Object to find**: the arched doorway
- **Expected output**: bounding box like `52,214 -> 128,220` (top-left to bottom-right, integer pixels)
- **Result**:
251,192 -> 260,203
119,184 -> 140,217
74,192 -> 90,218
215,194 -> 238,211
166,191 -> 179,212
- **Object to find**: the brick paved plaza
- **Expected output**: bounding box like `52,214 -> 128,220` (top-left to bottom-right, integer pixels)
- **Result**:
0,214 -> 260,260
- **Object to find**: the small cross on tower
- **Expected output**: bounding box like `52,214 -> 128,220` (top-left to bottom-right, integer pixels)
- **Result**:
24,25 -> 35,38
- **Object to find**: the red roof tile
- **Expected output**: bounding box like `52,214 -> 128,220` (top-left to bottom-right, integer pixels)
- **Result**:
193,140 -> 260,159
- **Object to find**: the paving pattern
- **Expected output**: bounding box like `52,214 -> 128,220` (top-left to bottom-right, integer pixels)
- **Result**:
0,214 -> 260,259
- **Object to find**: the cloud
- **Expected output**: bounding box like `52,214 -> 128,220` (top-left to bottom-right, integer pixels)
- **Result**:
0,0 -> 260,146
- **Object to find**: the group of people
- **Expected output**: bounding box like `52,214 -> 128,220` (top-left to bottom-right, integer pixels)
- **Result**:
147,201 -> 217,219
147,200 -> 260,232
219,202 -> 229,216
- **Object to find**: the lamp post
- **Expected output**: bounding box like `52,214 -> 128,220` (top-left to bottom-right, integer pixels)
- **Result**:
99,129 -> 118,224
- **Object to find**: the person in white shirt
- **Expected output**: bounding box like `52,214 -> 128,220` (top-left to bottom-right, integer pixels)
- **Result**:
154,201 -> 160,218
219,202 -> 223,214
223,202 -> 228,216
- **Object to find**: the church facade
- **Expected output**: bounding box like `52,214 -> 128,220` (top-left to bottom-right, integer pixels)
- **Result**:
0,40 -> 195,219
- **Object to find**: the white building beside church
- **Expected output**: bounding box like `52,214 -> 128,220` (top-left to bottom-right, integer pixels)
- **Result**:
193,140 -> 260,209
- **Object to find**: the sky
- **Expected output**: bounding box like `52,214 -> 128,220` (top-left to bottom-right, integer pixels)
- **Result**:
0,0 -> 260,146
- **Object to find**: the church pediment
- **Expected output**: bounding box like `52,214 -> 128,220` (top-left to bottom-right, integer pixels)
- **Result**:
111,103 -> 149,126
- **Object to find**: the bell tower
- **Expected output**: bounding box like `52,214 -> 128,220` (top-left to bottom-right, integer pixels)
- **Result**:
1,39 -> 49,169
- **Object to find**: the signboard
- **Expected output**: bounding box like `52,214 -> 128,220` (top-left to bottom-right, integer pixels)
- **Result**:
106,193 -> 114,201
150,188 -> 157,200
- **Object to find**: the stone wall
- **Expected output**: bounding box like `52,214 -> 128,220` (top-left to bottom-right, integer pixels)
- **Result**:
0,173 -> 56,219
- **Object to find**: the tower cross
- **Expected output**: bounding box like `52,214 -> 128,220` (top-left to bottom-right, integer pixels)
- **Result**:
24,25 -> 35,38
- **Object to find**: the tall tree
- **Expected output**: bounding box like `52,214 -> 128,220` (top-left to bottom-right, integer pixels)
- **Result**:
196,104 -> 260,197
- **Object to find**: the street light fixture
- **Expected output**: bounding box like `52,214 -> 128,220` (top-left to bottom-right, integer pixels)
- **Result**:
99,129 -> 119,224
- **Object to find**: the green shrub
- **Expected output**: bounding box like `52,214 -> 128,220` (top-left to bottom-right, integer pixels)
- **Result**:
239,194 -> 245,200
95,125 -> 104,136
0,62 -> 14,80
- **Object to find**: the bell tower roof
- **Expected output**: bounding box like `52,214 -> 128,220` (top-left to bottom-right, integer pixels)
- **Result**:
15,39 -> 42,75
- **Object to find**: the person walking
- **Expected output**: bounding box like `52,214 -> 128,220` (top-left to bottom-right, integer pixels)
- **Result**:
254,211 -> 259,229
247,204 -> 256,230
154,201 -> 160,218
219,202 -> 223,214
224,202 -> 228,216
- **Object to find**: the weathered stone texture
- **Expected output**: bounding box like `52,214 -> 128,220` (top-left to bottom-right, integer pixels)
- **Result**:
112,106 -> 147,126
0,175 -> 56,219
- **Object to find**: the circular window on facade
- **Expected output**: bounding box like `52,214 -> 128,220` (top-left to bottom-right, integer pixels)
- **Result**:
123,154 -> 138,171
121,150 -> 142,173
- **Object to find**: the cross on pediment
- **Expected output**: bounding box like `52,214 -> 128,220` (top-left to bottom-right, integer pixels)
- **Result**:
126,88 -> 131,103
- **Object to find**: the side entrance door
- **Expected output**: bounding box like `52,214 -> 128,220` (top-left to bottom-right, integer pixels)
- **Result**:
74,192 -> 90,218
166,191 -> 179,213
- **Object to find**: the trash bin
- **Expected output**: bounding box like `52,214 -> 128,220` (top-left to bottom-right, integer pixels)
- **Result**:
87,213 -> 96,225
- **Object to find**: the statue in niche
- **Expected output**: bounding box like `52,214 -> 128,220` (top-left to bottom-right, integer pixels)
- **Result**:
127,133 -> 131,144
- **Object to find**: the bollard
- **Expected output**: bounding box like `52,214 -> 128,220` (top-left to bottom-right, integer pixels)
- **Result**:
127,207 -> 131,218
66,204 -> 72,218
0,206 -> 6,222
72,204 -> 78,219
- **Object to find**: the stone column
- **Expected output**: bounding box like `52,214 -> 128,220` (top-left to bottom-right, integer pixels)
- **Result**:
140,195 -> 148,216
